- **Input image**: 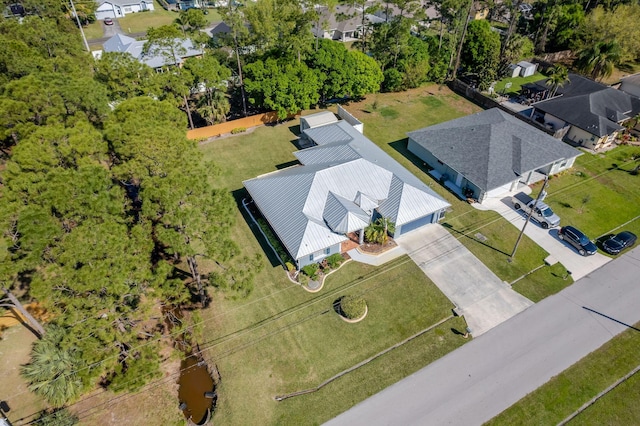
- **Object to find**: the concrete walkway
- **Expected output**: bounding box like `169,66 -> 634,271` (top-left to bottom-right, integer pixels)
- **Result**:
474,190 -> 611,281
347,245 -> 407,267
396,225 -> 533,336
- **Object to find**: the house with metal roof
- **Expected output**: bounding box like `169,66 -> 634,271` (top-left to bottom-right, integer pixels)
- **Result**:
102,34 -> 203,69
244,117 -> 450,269
524,73 -> 640,150
407,108 -> 582,203
95,0 -> 153,20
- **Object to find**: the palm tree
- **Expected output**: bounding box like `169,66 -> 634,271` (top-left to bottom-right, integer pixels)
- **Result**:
575,40 -> 621,82
21,327 -> 83,407
545,64 -> 568,99
364,217 -> 396,245
197,90 -> 230,125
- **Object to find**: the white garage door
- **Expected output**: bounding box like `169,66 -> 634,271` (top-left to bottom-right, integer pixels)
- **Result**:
486,182 -> 514,199
95,9 -> 116,19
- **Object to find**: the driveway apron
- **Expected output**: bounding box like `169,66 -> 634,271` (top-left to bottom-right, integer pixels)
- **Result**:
397,225 -> 533,336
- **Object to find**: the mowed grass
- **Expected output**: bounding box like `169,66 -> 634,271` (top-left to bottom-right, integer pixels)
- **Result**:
494,72 -> 548,96
118,1 -> 222,34
201,257 -> 466,425
540,146 -> 640,242
486,322 -> 640,425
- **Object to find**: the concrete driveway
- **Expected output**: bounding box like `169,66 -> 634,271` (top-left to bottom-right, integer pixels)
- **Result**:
475,191 -> 611,280
397,225 -> 533,336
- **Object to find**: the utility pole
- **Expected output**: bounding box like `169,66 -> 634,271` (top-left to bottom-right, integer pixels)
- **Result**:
69,0 -> 91,53
509,176 -> 549,261
1,288 -> 45,338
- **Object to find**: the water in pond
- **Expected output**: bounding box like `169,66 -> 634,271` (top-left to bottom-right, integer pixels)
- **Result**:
178,355 -> 215,425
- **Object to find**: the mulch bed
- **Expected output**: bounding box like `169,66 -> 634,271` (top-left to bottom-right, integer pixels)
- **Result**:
358,239 -> 397,254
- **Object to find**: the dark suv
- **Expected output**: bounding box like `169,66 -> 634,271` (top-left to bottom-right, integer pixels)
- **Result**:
558,226 -> 597,256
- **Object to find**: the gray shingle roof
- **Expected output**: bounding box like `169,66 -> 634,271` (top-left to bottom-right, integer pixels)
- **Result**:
531,74 -> 640,137
407,108 -> 582,192
244,120 -> 450,260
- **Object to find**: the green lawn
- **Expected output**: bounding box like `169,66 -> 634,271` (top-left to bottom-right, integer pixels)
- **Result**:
539,145 -> 640,244
202,257 -> 467,425
494,72 -> 547,96
83,21 -> 105,40
118,1 -> 221,34
486,322 -> 640,425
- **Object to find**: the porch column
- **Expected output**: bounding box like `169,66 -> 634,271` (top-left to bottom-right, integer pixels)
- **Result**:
359,228 -> 364,244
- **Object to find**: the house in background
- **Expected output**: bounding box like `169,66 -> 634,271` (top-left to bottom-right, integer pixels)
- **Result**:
619,73 -> 640,98
524,73 -> 640,150
407,108 -> 582,204
311,4 -> 368,42
100,34 -> 203,69
95,0 -> 154,20
244,112 -> 450,269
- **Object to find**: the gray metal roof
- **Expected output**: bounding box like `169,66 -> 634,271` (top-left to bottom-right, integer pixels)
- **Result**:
244,120 -> 450,261
531,74 -> 640,137
407,108 -> 582,192
102,34 -> 202,69
323,192 -> 371,234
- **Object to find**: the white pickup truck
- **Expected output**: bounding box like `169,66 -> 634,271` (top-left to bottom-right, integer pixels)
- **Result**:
511,192 -> 560,229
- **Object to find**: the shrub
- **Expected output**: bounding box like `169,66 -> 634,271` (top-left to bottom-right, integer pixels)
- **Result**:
231,127 -> 247,134
285,262 -> 296,273
340,295 -> 367,319
325,253 -> 343,269
301,263 -> 320,279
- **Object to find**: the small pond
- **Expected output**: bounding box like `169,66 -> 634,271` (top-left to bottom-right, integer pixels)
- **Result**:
178,355 -> 216,425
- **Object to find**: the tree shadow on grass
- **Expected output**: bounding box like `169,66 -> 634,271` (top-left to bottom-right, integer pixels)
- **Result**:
231,188 -> 282,268
332,296 -> 345,316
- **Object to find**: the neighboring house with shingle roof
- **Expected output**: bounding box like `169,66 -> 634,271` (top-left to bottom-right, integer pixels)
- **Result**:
244,116 -> 450,269
407,108 -> 581,204
619,72 -> 640,98
95,0 -> 153,20
525,74 -> 640,150
102,34 -> 202,69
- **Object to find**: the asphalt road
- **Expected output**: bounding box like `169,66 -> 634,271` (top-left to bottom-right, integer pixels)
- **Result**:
326,245 -> 640,426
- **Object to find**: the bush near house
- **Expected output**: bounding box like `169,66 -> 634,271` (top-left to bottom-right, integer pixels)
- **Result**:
301,263 -> 320,280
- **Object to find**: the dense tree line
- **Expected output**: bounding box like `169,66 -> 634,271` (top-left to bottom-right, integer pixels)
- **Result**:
0,7 -> 259,411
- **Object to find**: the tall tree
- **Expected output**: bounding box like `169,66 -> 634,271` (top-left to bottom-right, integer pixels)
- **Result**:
183,55 -> 231,124
460,19 -> 501,89
220,3 -> 250,116
244,58 -> 321,118
144,25 -> 196,128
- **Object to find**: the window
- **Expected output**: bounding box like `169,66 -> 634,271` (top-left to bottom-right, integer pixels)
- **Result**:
124,6 -> 132,12
325,247 -> 331,255
309,254 -> 314,261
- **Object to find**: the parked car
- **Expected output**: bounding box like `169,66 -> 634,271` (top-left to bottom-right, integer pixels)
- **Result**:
104,17 -> 114,25
602,231 -> 637,255
558,226 -> 598,256
511,192 -> 560,229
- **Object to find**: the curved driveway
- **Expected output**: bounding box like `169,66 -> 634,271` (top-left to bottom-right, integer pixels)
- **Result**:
326,245 -> 640,426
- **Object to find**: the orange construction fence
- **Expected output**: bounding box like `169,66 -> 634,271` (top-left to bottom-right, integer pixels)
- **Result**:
187,111 -> 298,140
